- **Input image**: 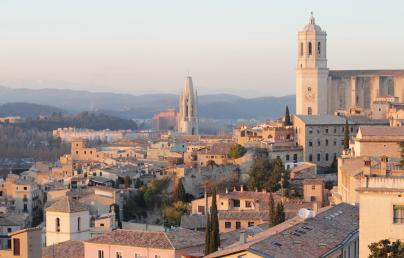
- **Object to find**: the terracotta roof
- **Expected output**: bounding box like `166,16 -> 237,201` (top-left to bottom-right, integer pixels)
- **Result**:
206,203 -> 358,258
46,196 -> 89,213
42,240 -> 84,258
359,126 -> 404,137
85,228 -> 205,250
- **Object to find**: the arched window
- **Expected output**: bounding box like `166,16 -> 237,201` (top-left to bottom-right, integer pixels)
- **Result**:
293,154 -> 297,162
300,42 -> 304,56
325,153 -> 329,161
308,107 -> 312,115
317,153 -> 321,162
308,42 -> 312,55
309,154 -> 313,162
77,217 -> 81,232
307,87 -> 312,92
317,42 -> 321,55
56,218 -> 60,232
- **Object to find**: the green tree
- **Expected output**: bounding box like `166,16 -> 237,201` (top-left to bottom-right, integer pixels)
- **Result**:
274,202 -> 285,225
209,190 -> 220,253
204,214 -> 211,255
207,160 -> 217,169
248,156 -> 272,191
228,144 -> 247,159
368,239 -> 403,258
399,141 -> 404,169
123,175 -> 131,189
173,179 -> 186,202
268,193 -> 275,227
327,156 -> 338,174
344,119 -> 350,150
284,105 -> 291,126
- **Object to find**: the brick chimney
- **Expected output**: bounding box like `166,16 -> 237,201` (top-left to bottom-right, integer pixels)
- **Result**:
363,157 -> 371,176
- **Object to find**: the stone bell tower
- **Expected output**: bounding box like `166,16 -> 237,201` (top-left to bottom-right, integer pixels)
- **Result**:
178,76 -> 199,135
296,13 -> 329,115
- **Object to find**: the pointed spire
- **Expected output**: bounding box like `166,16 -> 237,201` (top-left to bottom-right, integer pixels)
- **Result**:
310,11 -> 315,24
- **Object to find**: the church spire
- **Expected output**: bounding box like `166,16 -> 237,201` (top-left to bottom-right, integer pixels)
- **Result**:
310,11 -> 315,24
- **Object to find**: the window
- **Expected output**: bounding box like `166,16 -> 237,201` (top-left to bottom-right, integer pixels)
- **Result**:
98,250 -> 104,258
333,140 -> 337,146
325,128 -> 328,134
116,252 -> 122,258
393,205 -> 404,224
309,141 -> 313,147
233,199 -> 240,207
56,218 -> 60,232
236,221 -> 241,229
13,238 -> 20,256
308,107 -> 312,115
312,185 -> 316,190
293,154 -> 298,162
308,42 -> 312,55
317,153 -> 321,162
135,254 -> 141,258
308,87 -> 312,92
7,228 -> 11,233
300,42 -> 304,56
77,217 -> 81,232
317,140 -> 321,146
23,187 -> 27,190
325,139 -> 329,146
248,221 -> 255,227
23,204 -> 28,213
325,153 -> 329,161
317,42 -> 321,55
309,154 -> 313,162
286,154 -> 290,161
225,222 -> 231,229
245,201 -> 252,208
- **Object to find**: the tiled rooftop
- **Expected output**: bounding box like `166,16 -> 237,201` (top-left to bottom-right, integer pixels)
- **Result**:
206,203 -> 359,258
85,228 -> 205,250
42,240 -> 84,258
46,196 -> 89,213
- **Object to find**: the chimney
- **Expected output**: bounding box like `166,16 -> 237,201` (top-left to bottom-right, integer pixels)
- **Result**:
380,156 -> 388,175
239,230 -> 247,243
240,185 -> 244,192
312,202 -> 318,212
363,157 -> 371,176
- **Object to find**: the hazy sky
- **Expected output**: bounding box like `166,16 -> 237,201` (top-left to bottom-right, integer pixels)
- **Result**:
0,0 -> 403,97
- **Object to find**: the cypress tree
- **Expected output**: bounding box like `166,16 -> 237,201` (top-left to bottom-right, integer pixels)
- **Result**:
204,214 -> 211,255
284,105 -> 291,126
209,190 -> 220,253
344,119 -> 350,150
268,193 -> 275,227
275,202 -> 286,225
173,179 -> 186,202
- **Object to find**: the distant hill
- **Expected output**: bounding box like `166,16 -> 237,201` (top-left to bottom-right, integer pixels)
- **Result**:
0,86 -> 295,120
0,102 -> 66,118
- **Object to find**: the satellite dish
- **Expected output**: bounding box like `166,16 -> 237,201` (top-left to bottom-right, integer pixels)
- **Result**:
298,208 -> 316,219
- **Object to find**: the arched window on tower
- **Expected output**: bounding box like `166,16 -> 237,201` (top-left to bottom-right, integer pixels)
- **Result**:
308,107 -> 312,115
317,42 -> 321,55
308,42 -> 312,55
300,42 -> 303,56
77,217 -> 81,232
56,218 -> 60,232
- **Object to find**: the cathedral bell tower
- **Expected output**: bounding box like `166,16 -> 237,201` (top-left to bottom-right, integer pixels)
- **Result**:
296,13 -> 329,115
178,75 -> 199,135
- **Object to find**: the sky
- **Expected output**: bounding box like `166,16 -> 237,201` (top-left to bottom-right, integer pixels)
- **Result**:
0,0 -> 403,97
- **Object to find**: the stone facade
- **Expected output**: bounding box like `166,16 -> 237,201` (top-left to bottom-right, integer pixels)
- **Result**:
296,14 -> 404,116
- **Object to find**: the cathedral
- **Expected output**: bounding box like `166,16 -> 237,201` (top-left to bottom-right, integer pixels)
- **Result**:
178,76 -> 199,135
296,13 -> 404,116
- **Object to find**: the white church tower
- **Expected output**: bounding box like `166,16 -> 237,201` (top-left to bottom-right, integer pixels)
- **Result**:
178,76 -> 199,135
296,13 -> 329,115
